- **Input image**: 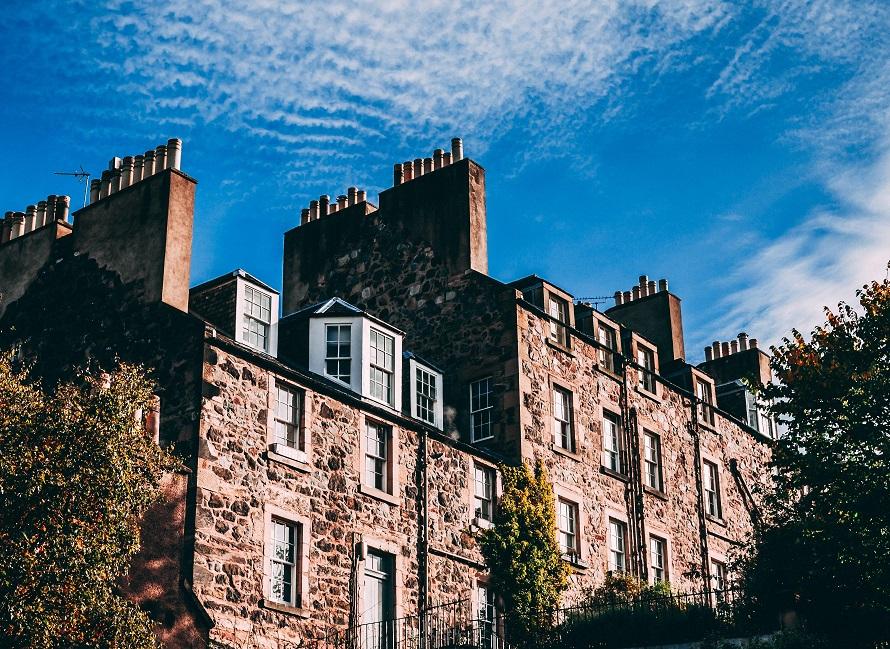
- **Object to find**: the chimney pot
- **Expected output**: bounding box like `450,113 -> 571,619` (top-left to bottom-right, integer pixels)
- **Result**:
413,158 -> 423,178
108,157 -> 122,170
658,278 -> 668,292
1,213 -> 11,244
309,200 -> 319,220
121,156 -> 134,189
712,341 -> 721,359
337,194 -> 348,210
623,290 -> 632,303
451,137 -> 463,161
443,151 -> 452,166
89,180 -> 100,204
730,340 -> 739,354
110,168 -> 122,194
45,196 -> 58,224
639,275 -> 648,288
55,195 -> 70,222
423,157 -> 433,175
356,189 -> 367,203
433,149 -> 444,169
99,172 -> 111,199
166,138 -> 182,170
393,163 -> 403,186
348,186 -> 358,206
738,332 -> 749,351
750,338 -> 758,349
143,150 -> 156,176
721,341 -> 730,357
403,161 -> 413,181
36,200 -> 48,227
614,290 -> 623,306
319,195 -> 330,216
300,208 -> 310,225
24,205 -> 37,233
155,145 -> 167,172
705,347 -> 713,362
647,280 -> 656,296
632,286 -> 641,300
133,154 -> 144,183
10,211 -> 25,239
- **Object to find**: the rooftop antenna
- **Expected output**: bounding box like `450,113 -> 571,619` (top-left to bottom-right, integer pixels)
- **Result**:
53,166 -> 91,208
575,295 -> 614,310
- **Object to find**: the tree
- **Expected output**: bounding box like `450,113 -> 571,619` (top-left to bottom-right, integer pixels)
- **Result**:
738,269 -> 890,646
479,460 -> 571,645
0,353 -> 179,648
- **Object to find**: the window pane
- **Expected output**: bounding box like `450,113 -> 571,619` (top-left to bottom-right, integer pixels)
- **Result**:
470,378 -> 494,442
415,367 -> 437,424
365,423 -> 390,492
325,325 -> 351,383
603,413 -> 621,472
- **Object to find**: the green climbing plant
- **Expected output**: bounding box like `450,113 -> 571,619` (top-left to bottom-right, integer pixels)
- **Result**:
479,460 -> 571,644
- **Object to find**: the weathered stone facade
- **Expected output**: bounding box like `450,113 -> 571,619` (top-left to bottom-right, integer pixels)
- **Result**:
0,137 -> 773,648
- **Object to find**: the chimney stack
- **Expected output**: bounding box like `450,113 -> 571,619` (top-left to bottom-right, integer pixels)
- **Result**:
451,137 -> 463,161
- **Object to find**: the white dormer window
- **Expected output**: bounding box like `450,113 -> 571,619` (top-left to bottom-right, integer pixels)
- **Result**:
369,328 -> 395,405
408,359 -> 443,429
235,277 -> 279,356
325,324 -> 352,384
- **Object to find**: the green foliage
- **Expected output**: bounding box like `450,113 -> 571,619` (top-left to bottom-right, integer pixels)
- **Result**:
583,572 -> 672,605
738,267 -> 890,647
0,353 -> 179,648
479,460 -> 571,644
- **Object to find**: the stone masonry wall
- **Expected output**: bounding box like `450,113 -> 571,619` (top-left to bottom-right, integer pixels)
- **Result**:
516,303 -> 772,601
193,341 -> 492,648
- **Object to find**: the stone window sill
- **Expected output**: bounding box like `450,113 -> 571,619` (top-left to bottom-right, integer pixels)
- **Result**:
551,443 -> 581,461
260,599 -> 310,618
267,447 -> 311,473
699,418 -> 718,433
600,466 -> 630,483
545,338 -> 575,357
636,387 -> 661,404
359,483 -> 400,506
561,553 -> 589,570
472,516 -> 493,531
706,514 -> 727,528
471,435 -> 495,444
644,485 -> 668,501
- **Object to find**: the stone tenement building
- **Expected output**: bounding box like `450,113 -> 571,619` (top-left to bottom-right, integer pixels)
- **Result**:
0,138 -> 774,648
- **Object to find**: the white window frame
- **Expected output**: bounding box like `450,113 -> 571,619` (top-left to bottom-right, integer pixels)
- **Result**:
470,377 -> 494,442
602,411 -> 622,473
649,535 -> 667,583
643,430 -> 663,491
557,498 -> 580,561
263,506 -> 309,611
608,518 -> 628,573
704,460 -> 722,519
325,323 -> 353,385
597,322 -> 618,373
711,558 -> 728,592
364,420 -> 392,494
697,378 -> 716,426
548,294 -> 570,347
473,463 -> 496,524
637,343 -> 657,394
552,386 -> 575,453
369,327 -> 395,406
409,359 -> 443,429
235,278 -> 279,356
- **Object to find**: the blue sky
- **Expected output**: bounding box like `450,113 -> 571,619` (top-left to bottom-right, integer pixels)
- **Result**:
2,1 -> 889,359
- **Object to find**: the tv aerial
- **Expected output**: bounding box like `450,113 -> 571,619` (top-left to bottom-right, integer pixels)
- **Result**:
575,295 -> 614,310
53,166 -> 91,208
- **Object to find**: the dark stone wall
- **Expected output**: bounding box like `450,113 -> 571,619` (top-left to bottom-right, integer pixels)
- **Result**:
0,221 -> 71,317
607,291 -> 686,366
190,278 -> 237,337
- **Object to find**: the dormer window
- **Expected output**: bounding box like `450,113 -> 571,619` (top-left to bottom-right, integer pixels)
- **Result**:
369,328 -> 395,406
548,295 -> 569,347
325,324 -> 352,384
243,285 -> 272,351
408,358 -> 443,429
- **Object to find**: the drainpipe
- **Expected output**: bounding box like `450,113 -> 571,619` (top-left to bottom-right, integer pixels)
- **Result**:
690,401 -> 713,598
418,426 -> 431,649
